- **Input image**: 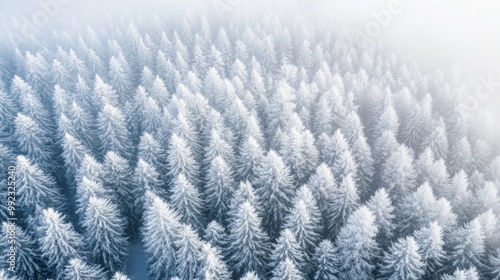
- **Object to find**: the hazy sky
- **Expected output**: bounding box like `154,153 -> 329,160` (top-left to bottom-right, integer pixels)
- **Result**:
1,0 -> 499,113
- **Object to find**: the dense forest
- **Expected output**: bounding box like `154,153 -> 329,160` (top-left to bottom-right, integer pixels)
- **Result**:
0,10 -> 499,280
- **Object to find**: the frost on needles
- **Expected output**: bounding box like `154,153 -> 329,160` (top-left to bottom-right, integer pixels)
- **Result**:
0,10 -> 499,280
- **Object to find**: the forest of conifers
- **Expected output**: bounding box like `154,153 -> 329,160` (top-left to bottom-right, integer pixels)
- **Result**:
0,11 -> 499,280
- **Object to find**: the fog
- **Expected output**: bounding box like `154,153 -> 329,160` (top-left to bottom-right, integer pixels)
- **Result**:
1,0 -> 499,115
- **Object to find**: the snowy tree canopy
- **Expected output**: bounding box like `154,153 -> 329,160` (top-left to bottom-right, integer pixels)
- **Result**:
0,7 -> 499,280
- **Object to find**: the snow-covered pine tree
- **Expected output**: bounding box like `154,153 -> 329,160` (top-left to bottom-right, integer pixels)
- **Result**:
167,133 -> 200,188
14,113 -> 54,172
270,229 -> 307,276
37,208 -> 85,277
228,181 -> 263,224
61,133 -> 90,187
0,222 -> 43,279
67,101 -> 99,153
397,182 -> 457,235
102,151 -> 135,228
62,258 -> 107,280
97,103 -> 133,160
75,176 -> 110,224
379,236 -> 425,280
253,150 -> 295,238
16,155 -> 64,215
327,173 -> 360,238
380,144 -> 417,201
366,188 -> 395,248
312,240 -> 339,280
83,197 -> 128,274
170,172 -> 205,232
285,186 -> 322,261
335,206 -> 379,279
228,201 -> 270,278
236,136 -> 265,183
240,272 -> 261,280
321,130 -> 358,182
271,258 -> 304,280
142,191 -> 181,280
175,224 -> 203,280
204,156 -> 235,224
138,132 -> 168,179
413,221 -> 446,276
198,242 -> 231,280
307,163 -> 336,231
448,137 -> 473,176
448,219 -> 485,270
204,220 -> 229,258
442,267 -> 480,280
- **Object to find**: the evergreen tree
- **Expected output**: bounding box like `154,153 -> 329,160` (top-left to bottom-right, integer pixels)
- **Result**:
327,173 -> 360,237
62,258 -> 107,280
75,154 -> 104,184
16,155 -> 64,214
413,222 -> 446,275
102,151 -> 135,227
420,118 -> 448,159
271,258 -> 304,280
307,163 -> 337,231
228,201 -> 270,278
14,113 -> 54,172
397,182 -> 457,235
253,150 -> 295,238
83,197 -> 128,274
198,243 -> 231,280
0,90 -> 16,143
67,101 -> 99,153
93,74 -> 120,108
373,130 -> 399,182
142,191 -> 181,280
442,267 -> 480,280
97,103 -> 133,160
175,224 -> 203,280
61,133 -> 90,186
37,208 -> 85,276
0,223 -> 43,279
312,240 -> 339,280
203,129 -> 235,172
280,126 -> 318,184
448,137 -> 472,175
204,156 -> 235,224
448,219 -> 485,270
228,181 -> 263,224
134,158 -> 168,206
240,272 -> 261,280
108,55 -> 132,99
270,229 -> 307,275
138,132 -> 168,179
379,236 -> 425,280
366,188 -> 395,247
284,186 -> 323,260
170,173 -> 205,231
236,136 -> 265,183
321,130 -> 357,182
167,133 -> 200,187
373,104 -> 399,141
380,145 -> 417,200
335,206 -> 379,279
75,177 -> 110,223
204,220 -> 228,256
